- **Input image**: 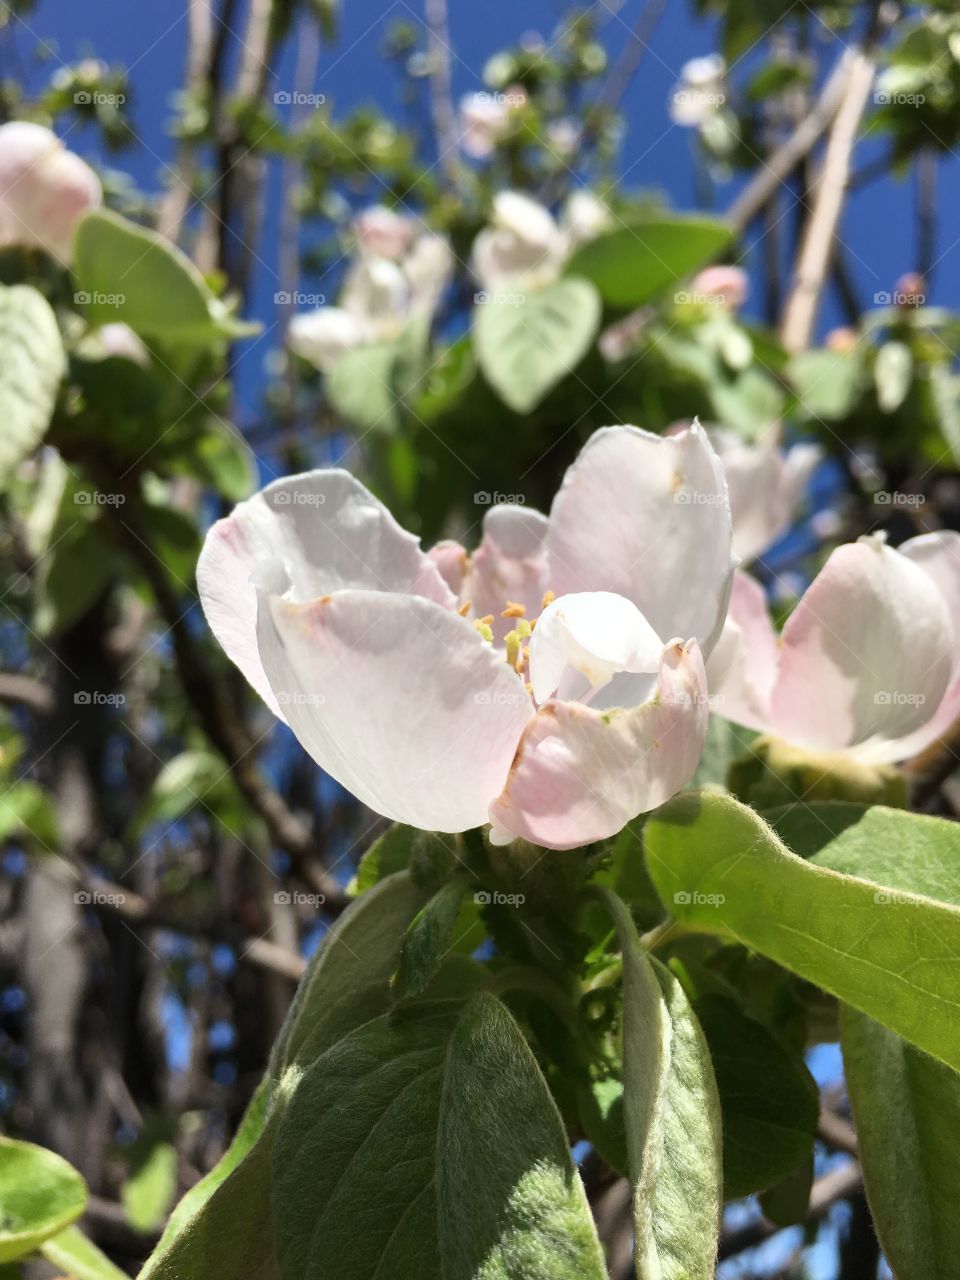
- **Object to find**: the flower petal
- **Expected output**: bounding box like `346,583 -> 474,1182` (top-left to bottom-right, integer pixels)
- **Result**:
528,591 -> 662,705
288,307 -> 365,372
771,536 -> 953,755
256,588 -> 532,831
197,470 -> 454,714
546,423 -> 735,656
466,504 -> 550,641
489,639 -> 709,849
705,570 -> 778,731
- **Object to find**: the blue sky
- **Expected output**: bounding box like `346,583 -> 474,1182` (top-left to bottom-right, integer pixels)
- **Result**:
23,0 -> 960,419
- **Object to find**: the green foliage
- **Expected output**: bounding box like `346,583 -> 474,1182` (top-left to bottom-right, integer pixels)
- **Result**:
394,875 -> 470,999
597,888 -> 722,1279
0,1136 -> 87,1262
473,278 -> 601,414
842,1006 -> 960,1280
565,217 -> 732,308
0,283 -> 65,483
73,210 -> 255,343
645,791 -> 960,1072
40,1226 -> 130,1280
272,995 -> 606,1280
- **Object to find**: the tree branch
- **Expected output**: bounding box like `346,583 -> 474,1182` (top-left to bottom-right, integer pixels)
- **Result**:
779,50 -> 875,353
719,1160 -> 863,1260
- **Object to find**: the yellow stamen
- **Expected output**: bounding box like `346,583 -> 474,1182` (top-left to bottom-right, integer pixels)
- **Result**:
474,619 -> 494,643
515,618 -> 532,639
501,601 -> 526,619
541,590 -> 556,609
477,614 -> 494,627
458,600 -> 472,617
505,629 -> 523,672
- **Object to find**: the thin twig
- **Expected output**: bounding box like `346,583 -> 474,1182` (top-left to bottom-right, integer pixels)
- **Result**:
779,50 -> 876,353
158,0 -> 215,243
727,52 -> 853,234
423,0 -> 459,188
719,1160 -> 863,1259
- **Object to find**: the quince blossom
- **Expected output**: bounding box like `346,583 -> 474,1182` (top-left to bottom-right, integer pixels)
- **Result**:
707,532 -> 960,762
472,189 -> 611,293
288,206 -> 451,373
198,424 -> 735,849
0,121 -> 101,264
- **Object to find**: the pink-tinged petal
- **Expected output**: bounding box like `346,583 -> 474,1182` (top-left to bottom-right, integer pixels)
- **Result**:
466,504 -> 550,641
863,531 -> 960,762
197,470 -> 454,715
546,423 -> 735,657
707,428 -> 784,565
528,591 -> 661,705
428,539 -> 468,598
489,640 -> 708,850
705,570 -> 778,732
0,122 -> 100,264
771,537 -> 953,755
256,588 -> 532,831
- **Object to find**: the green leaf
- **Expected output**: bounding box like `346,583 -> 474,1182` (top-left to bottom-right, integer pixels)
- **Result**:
842,1005 -> 960,1280
788,348 -> 864,421
0,781 -> 59,851
929,362 -> 960,464
875,340 -> 913,412
645,790 -> 960,1071
40,1225 -> 130,1280
0,283 -> 65,482
694,993 -> 818,1198
566,217 -> 732,309
271,871 -> 428,1076
149,1077 -> 270,1262
596,887 -> 722,1279
121,1140 -> 177,1233
133,750 -> 246,838
0,1136 -> 87,1262
765,802 -> 960,907
73,210 -> 255,344
326,340 -> 403,433
353,823 -> 417,893
273,994 -> 607,1280
34,516 -> 115,637
394,876 -> 469,999
473,277 -> 601,414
